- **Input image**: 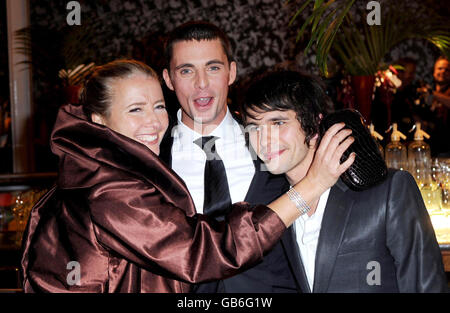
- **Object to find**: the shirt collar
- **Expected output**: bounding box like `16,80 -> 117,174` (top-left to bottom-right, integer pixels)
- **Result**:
301,188 -> 331,222
172,107 -> 244,150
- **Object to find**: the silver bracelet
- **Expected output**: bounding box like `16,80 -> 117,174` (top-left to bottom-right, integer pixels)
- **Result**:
286,186 -> 312,216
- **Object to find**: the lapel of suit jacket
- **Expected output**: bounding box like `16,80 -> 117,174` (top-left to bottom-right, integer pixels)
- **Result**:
312,179 -> 354,293
244,157 -> 264,202
280,226 -> 311,293
159,122 -> 174,167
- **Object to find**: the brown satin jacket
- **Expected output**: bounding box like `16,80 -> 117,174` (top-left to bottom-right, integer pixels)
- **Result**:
20,104 -> 285,293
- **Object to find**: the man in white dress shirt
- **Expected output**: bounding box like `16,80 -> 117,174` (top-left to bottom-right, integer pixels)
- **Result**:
241,70 -> 447,292
162,21 -> 255,214
161,22 -> 294,292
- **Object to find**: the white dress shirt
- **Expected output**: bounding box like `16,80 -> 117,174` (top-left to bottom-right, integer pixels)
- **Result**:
294,188 -> 330,291
171,108 -> 255,213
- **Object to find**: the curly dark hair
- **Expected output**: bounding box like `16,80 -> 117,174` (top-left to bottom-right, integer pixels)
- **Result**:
240,70 -> 330,146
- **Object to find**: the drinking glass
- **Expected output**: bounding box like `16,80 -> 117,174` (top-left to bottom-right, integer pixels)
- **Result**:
439,160 -> 450,215
12,189 -> 47,247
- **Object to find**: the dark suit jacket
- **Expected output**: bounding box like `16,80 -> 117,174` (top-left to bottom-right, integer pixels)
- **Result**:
214,161 -> 294,293
160,119 -> 293,293
280,169 -> 448,293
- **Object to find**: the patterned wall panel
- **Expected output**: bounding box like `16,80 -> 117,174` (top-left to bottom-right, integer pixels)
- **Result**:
30,0 -> 443,84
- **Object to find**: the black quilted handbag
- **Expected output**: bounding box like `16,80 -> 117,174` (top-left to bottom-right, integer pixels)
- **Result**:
318,109 -> 388,191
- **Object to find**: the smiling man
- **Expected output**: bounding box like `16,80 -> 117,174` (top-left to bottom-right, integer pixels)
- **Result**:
163,38 -> 235,133
161,21 -> 294,293
241,70 -> 448,293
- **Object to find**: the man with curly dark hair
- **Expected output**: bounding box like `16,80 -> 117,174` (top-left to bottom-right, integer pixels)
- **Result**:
240,70 -> 448,293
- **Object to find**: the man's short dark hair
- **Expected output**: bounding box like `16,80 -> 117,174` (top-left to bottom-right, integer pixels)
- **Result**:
241,70 -> 329,146
436,55 -> 449,63
164,21 -> 233,70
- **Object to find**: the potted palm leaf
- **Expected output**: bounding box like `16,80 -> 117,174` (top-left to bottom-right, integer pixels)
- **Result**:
14,17 -> 110,104
288,0 -> 450,120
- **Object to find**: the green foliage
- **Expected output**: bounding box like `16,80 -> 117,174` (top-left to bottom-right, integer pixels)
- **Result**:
13,15 -> 111,79
288,0 -> 450,76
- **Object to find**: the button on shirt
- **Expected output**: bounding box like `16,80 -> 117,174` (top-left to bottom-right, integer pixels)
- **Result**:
171,108 -> 255,214
294,188 -> 330,291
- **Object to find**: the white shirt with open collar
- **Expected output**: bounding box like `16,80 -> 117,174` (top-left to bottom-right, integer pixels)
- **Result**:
171,107 -> 255,214
293,188 -> 330,291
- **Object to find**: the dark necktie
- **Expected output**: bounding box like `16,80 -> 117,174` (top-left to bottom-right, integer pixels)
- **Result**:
194,136 -> 232,221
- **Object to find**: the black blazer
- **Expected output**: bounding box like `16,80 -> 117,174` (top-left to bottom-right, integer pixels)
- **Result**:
281,170 -> 448,293
159,122 -> 293,293
214,161 -> 294,293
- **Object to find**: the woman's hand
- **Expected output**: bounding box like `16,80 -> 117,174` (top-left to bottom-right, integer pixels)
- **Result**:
304,122 -> 355,192
268,122 -> 355,227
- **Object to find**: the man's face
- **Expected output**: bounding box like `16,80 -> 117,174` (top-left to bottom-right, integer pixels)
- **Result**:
163,39 -> 237,132
433,59 -> 450,85
245,109 -> 316,177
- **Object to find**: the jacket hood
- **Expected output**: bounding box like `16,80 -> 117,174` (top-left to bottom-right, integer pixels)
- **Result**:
50,104 -> 193,210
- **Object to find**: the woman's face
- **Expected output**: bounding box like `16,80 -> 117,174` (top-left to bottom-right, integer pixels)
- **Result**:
92,75 -> 169,155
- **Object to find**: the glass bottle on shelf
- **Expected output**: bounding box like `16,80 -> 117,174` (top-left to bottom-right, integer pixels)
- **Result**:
407,123 -> 441,213
369,123 -> 384,157
385,123 -> 407,171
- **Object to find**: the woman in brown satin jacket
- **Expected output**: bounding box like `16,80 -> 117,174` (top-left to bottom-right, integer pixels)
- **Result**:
21,60 -> 355,292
